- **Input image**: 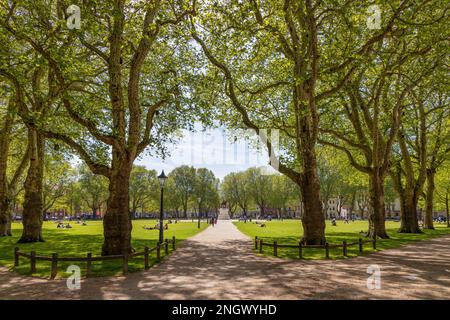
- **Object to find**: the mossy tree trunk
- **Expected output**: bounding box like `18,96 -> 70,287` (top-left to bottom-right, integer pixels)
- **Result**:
423,168 -> 435,229
0,98 -> 28,237
367,173 -> 389,239
18,128 -> 45,243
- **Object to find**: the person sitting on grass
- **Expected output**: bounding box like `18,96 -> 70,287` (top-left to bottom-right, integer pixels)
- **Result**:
65,223 -> 72,229
164,223 -> 169,230
331,218 -> 337,226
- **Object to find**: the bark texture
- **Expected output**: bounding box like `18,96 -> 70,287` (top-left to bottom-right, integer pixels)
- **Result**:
0,106 -> 12,236
367,173 -> 389,238
391,164 -> 422,234
0,98 -> 28,237
300,152 -> 326,244
102,159 -> 133,255
18,128 -> 45,242
423,168 -> 435,229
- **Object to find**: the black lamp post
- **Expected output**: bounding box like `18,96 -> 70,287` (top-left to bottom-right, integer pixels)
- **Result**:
157,170 -> 168,244
197,197 -> 201,229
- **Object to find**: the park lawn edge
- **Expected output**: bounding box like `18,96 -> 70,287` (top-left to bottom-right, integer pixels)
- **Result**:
0,220 -> 210,279
233,220 -> 450,261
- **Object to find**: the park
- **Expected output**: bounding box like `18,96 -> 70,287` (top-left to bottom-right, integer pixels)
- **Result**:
0,0 -> 449,302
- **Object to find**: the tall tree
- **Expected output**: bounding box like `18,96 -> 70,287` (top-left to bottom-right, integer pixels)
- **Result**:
194,168 -> 219,217
423,87 -> 450,229
390,50 -> 447,233
42,152 -> 74,216
0,96 -> 29,236
191,0 -> 413,244
170,165 -> 196,218
78,164 -> 108,219
246,167 -> 272,217
435,163 -> 450,228
221,171 -> 252,217
320,3 -> 445,236
1,0 -> 197,253
268,174 -> 299,218
129,166 -> 158,219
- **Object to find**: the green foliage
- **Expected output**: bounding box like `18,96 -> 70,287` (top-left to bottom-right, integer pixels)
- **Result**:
129,165 -> 159,216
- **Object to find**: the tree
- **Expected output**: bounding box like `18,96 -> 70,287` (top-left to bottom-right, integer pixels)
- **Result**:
246,167 -> 272,217
1,1 -> 198,254
78,164 -> 108,219
423,86 -> 450,229
170,165 -> 196,218
321,7 -> 446,237
190,0 -> 416,244
221,171 -> 252,217
435,163 -> 450,228
317,149 -> 342,218
0,95 -> 28,236
268,174 -> 299,218
390,55 -> 447,233
164,176 -> 184,218
194,168 -> 219,217
129,166 -> 158,219
42,152 -> 74,216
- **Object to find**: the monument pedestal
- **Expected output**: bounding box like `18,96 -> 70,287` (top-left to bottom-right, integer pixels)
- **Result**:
218,208 -> 231,220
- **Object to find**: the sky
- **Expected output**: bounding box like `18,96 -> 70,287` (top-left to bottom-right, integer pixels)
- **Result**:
135,124 -> 278,180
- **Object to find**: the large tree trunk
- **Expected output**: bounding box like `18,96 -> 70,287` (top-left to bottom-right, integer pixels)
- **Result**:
92,206 -> 97,219
0,145 -> 11,236
367,173 -> 389,239
300,153 -> 326,245
445,193 -> 449,228
101,158 -> 133,255
398,189 -> 422,233
259,204 -> 265,217
0,99 -> 13,236
18,128 -> 44,243
423,169 -> 435,229
0,196 -> 11,236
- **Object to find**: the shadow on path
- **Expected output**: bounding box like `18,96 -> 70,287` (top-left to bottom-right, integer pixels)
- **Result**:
1,221 -> 449,300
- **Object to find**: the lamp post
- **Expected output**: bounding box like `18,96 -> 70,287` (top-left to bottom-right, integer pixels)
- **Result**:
197,197 -> 201,229
157,170 -> 168,244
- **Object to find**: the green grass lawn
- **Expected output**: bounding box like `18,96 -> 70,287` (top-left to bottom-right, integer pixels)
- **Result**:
0,220 -> 209,278
234,220 -> 450,260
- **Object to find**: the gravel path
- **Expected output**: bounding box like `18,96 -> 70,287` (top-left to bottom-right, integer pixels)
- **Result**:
1,221 -> 449,300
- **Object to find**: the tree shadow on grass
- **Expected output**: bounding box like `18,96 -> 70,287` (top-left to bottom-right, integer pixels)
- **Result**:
0,226 -> 179,278
1,234 -> 450,299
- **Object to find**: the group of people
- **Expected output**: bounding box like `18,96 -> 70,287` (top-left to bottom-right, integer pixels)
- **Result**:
331,217 -> 351,226
56,220 -> 87,229
143,222 -> 169,230
56,222 -> 72,229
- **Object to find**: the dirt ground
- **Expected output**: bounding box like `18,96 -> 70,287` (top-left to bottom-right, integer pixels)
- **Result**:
1,221 -> 449,300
